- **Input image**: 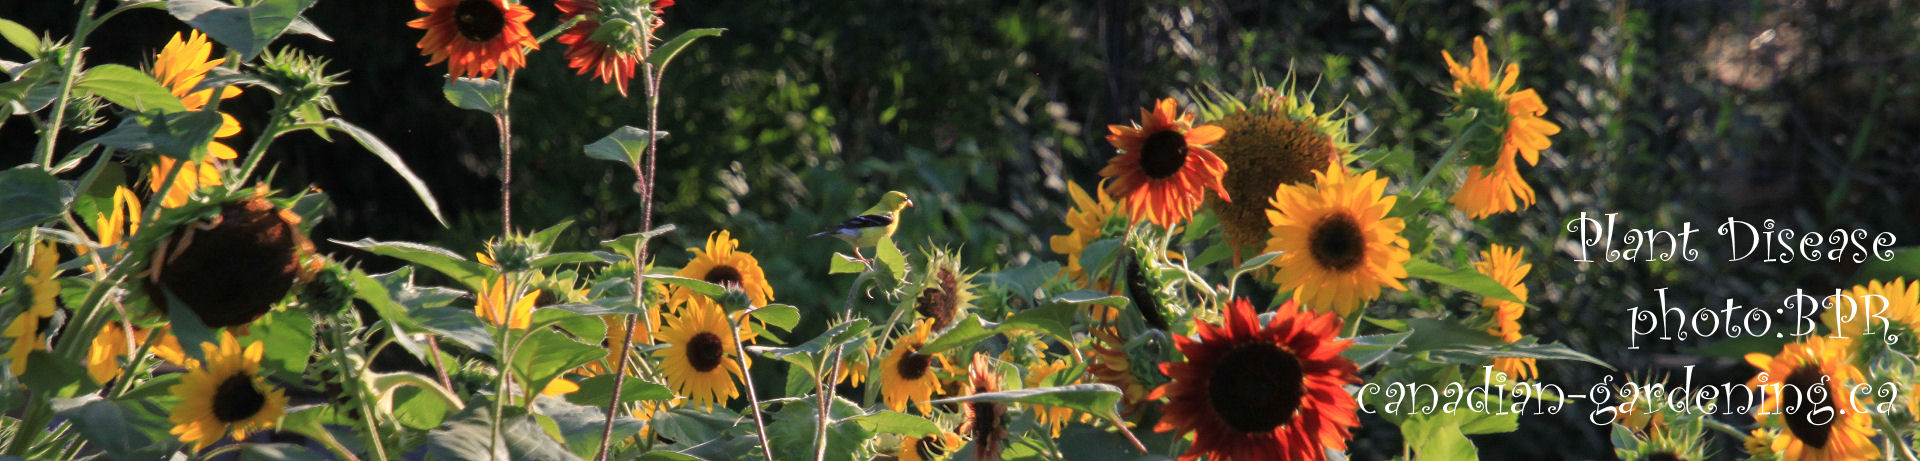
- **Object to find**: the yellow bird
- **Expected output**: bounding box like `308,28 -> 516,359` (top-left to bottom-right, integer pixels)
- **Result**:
810,190 -> 914,261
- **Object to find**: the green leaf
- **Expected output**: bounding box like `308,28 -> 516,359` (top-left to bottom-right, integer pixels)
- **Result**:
843,410 -> 941,437
1401,319 -> 1612,370
750,319 -> 870,374
1403,413 -> 1479,460
1047,290 -> 1128,308
239,309 -> 314,377
428,403 -> 581,460
564,374 -> 674,408
52,396 -> 178,458
534,396 -> 646,459
918,315 -> 996,356
167,0 -> 320,61
443,77 -> 505,113
1405,258 -> 1526,305
390,386 -> 453,430
21,350 -> 97,397
875,237 -> 907,282
335,238 -> 490,291
999,299 -> 1085,342
324,118 -> 447,226
927,383 -> 1124,422
585,126 -> 666,169
0,18 -> 40,58
75,64 -> 186,113
162,288 -> 219,366
1076,239 -> 1122,279
751,304 -> 801,332
1228,251 -> 1282,281
645,274 -> 726,299
1341,331 -> 1411,371
828,253 -> 868,274
646,28 -> 724,76
512,330 -> 607,399
237,443 -> 329,461
0,168 -> 71,233
602,224 -> 676,259
978,261 -> 1061,298
413,306 -> 498,355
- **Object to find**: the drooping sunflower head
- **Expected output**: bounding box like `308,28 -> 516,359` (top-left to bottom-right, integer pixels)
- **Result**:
1083,305 -> 1153,412
409,0 -> 538,79
555,0 -> 671,96
913,247 -> 977,332
167,332 -> 289,451
1439,36 -> 1560,219
1474,244 -> 1536,380
1191,80 -> 1352,253
475,276 -> 541,330
1822,278 -> 1920,343
1264,165 -> 1411,316
1152,299 -> 1361,461
835,337 -> 877,387
880,319 -> 945,413
672,230 -> 774,308
653,300 -> 744,411
1100,98 -> 1230,228
1050,180 -> 1123,286
147,190 -> 321,328
1744,336 -> 1877,461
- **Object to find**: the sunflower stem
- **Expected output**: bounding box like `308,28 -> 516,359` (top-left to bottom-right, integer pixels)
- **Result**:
817,270 -> 871,461
600,39 -> 665,459
494,72 -> 516,234
1874,412 -> 1920,461
1107,415 -> 1150,455
232,106 -> 294,186
1411,120 -> 1484,200
33,2 -> 99,170
729,311 -> 777,461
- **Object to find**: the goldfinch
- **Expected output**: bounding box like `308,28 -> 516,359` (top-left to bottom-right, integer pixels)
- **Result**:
810,190 -> 914,260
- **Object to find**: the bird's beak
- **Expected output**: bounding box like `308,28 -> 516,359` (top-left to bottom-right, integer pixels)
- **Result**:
905,199 -> 915,207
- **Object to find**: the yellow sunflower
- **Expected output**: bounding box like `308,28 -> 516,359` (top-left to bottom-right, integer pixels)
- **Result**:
168,332 -> 289,451
1263,164 -> 1411,316
835,337 -> 876,387
77,186 -> 141,271
4,241 -> 61,375
898,432 -> 965,461
1744,336 -> 1878,461
672,230 -> 774,308
1026,358 -> 1088,438
474,277 -> 540,330
1440,36 -> 1561,218
1101,98 -> 1231,228
146,31 -> 244,208
1474,244 -> 1536,381
1050,180 -> 1121,286
880,319 -> 945,413
653,300 -> 745,411
1822,278 -> 1919,341
1193,83 -> 1350,253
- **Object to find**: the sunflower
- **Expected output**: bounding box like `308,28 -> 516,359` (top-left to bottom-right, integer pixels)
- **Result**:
1474,244 -> 1536,381
581,310 -> 661,377
1193,83 -> 1350,253
1440,36 -> 1561,218
914,248 -> 977,331
1101,98 -> 1230,228
78,186 -> 142,271
475,277 -> 540,330
86,322 -> 140,384
146,31 -> 244,208
1025,358 -> 1087,438
555,0 -> 671,96
147,192 -> 320,328
168,332 -> 289,451
1822,278 -> 1919,341
898,432 -> 965,461
880,319 -> 946,413
672,230 -> 775,308
1050,180 -> 1121,286
1085,305 -> 1151,412
961,352 -> 1007,461
1744,336 -> 1878,461
835,337 -> 876,387
409,0 -> 538,79
653,300 -> 745,411
1151,298 -> 1361,461
1263,164 -> 1411,316
4,241 -> 61,375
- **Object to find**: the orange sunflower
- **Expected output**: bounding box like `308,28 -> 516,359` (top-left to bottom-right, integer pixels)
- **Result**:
1440,36 -> 1561,218
1152,299 -> 1360,461
1745,336 -> 1878,461
1474,245 -> 1536,381
409,0 -> 537,79
556,0 -> 671,96
1101,98 -> 1230,227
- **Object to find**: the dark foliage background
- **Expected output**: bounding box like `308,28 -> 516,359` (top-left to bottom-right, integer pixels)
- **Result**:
4,0 -> 1918,458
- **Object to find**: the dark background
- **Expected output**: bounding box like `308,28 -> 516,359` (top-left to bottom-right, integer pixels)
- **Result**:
5,0 -> 1919,458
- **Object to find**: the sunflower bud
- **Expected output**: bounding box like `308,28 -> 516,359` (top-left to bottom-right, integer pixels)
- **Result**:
715,289 -> 753,312
484,236 -> 539,273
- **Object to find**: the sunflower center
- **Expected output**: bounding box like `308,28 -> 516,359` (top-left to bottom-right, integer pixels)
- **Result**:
453,0 -> 508,42
915,435 -> 947,459
703,265 -> 745,291
1207,343 -> 1305,433
686,332 -> 726,372
968,401 -> 999,440
897,351 -> 931,380
1781,364 -> 1835,449
212,374 -> 267,423
1138,130 -> 1190,179
1309,212 -> 1367,272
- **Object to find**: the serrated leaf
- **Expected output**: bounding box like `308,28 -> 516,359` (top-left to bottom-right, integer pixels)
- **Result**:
335,238 -> 489,291
978,261 -> 1061,298
999,300 -> 1083,342
844,410 -> 942,437
167,0 -> 319,61
928,384 -> 1124,422
512,330 -> 607,400
324,118 -> 446,226
413,306 -> 497,355
1341,331 -> 1411,371
1401,319 -> 1611,369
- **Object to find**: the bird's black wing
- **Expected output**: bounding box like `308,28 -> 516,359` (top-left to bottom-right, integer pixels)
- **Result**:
833,214 -> 894,229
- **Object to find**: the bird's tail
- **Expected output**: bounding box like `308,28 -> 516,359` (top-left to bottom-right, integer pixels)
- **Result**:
808,231 -> 833,238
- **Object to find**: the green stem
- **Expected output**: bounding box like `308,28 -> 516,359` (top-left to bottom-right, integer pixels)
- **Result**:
33,4 -> 98,170
1873,412 -> 1919,461
495,72 -> 516,234
231,108 -> 292,185
728,312 -> 777,461
1411,121 -> 1485,199
597,40 -> 663,460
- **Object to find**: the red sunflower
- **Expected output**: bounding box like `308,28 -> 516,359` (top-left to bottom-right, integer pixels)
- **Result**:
1101,98 -> 1231,227
1151,298 -> 1361,461
555,0 -> 673,96
409,0 -> 538,79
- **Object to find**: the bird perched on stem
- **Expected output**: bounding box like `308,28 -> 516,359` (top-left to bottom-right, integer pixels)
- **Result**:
810,191 -> 914,261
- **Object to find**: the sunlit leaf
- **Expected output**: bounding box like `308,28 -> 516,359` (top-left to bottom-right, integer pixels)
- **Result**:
167,0 -> 320,60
